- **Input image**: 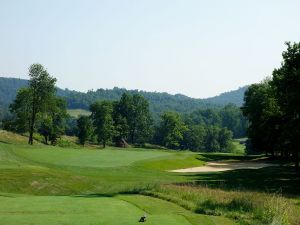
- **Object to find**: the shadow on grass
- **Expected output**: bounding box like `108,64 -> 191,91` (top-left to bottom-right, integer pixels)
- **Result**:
199,153 -> 264,162
73,193 -> 115,198
0,140 -> 12,144
72,186 -> 149,199
182,166 -> 300,196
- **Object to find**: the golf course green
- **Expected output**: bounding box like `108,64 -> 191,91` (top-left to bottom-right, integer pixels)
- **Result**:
0,130 -> 299,225
0,194 -> 235,225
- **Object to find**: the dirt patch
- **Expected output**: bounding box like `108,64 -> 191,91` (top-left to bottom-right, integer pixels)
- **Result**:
170,161 -> 277,173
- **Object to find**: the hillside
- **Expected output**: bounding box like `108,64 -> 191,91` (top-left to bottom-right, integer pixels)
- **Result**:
203,86 -> 248,106
0,77 -> 247,118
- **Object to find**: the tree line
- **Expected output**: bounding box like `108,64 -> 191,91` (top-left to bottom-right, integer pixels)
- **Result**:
77,98 -> 245,152
3,63 -> 246,152
0,76 -> 247,124
242,42 -> 300,170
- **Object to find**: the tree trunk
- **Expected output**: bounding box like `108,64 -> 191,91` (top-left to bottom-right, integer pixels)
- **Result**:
28,102 -> 36,145
28,112 -> 35,145
44,135 -> 48,145
103,141 -> 106,148
131,132 -> 134,144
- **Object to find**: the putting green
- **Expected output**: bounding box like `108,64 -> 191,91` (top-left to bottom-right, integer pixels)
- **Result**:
0,194 -> 235,225
10,145 -> 171,168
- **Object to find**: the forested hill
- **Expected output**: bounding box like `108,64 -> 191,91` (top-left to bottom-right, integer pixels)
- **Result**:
0,77 -> 247,116
203,86 -> 249,106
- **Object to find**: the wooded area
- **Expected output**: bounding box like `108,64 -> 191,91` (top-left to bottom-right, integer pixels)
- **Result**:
242,42 -> 300,169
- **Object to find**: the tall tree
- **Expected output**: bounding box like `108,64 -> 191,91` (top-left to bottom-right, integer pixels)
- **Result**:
131,94 -> 153,144
242,80 -> 281,156
204,126 -> 221,152
157,112 -> 188,149
182,125 -> 206,151
112,101 -> 129,146
77,115 -> 93,146
271,42 -> 300,169
118,93 -> 152,144
9,88 -> 32,133
218,127 -> 233,151
27,64 -> 57,144
38,97 -> 68,145
90,101 -> 114,148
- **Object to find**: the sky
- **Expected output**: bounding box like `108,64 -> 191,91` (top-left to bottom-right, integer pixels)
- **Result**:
0,0 -> 300,98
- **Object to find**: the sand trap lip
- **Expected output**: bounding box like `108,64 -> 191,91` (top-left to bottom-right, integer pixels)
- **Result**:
170,161 -> 277,173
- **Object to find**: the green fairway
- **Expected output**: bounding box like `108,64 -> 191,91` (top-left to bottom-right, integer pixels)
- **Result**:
0,131 -> 299,225
0,131 -> 239,225
0,194 -> 235,225
11,145 -> 172,168
0,140 -> 202,196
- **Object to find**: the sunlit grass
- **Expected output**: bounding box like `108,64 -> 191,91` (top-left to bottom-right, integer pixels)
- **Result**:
0,130 -> 299,225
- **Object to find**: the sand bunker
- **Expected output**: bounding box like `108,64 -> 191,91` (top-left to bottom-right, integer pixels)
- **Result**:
170,161 -> 277,173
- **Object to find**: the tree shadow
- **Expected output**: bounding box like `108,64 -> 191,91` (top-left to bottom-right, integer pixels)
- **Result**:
181,166 -> 300,197
73,193 -> 115,198
0,140 -> 12,144
198,153 -> 264,162
72,188 -> 146,199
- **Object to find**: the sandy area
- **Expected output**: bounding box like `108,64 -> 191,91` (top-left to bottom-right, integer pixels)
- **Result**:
170,161 -> 277,173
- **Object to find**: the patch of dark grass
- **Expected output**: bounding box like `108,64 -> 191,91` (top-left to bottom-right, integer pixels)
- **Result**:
199,153 -> 263,162
73,193 -> 115,198
0,140 -> 12,144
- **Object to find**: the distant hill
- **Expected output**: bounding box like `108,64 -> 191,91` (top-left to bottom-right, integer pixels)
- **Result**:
203,86 -> 248,106
0,77 -> 248,119
0,77 -> 28,107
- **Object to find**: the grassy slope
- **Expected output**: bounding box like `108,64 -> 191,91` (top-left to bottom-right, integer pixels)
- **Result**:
0,130 -> 299,225
0,130 -> 237,225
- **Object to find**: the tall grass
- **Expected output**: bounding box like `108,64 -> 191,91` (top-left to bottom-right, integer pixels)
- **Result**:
143,184 -> 299,225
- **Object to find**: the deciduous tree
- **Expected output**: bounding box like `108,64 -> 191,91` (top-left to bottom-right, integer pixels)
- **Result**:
77,115 -> 93,146
90,101 -> 114,148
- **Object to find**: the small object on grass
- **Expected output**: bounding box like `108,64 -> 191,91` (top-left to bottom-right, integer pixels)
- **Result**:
139,214 -> 147,222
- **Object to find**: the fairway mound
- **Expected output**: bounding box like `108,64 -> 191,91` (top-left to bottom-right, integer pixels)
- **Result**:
170,161 -> 277,173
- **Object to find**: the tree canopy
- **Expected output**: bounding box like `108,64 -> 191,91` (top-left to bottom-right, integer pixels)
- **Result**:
8,64 -> 67,145
242,42 -> 300,169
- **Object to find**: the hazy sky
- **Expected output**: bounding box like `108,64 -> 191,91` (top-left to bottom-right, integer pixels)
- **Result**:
1,0 -> 300,98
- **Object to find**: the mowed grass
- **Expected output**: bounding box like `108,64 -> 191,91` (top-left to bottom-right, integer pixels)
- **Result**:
0,194 -> 235,225
0,130 -> 299,225
11,145 -> 172,168
0,130 -> 234,225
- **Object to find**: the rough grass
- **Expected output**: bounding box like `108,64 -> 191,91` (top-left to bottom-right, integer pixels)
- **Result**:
145,184 -> 300,225
0,130 -> 31,145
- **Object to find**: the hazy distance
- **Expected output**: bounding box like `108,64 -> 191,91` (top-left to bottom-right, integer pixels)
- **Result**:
1,0 -> 300,98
